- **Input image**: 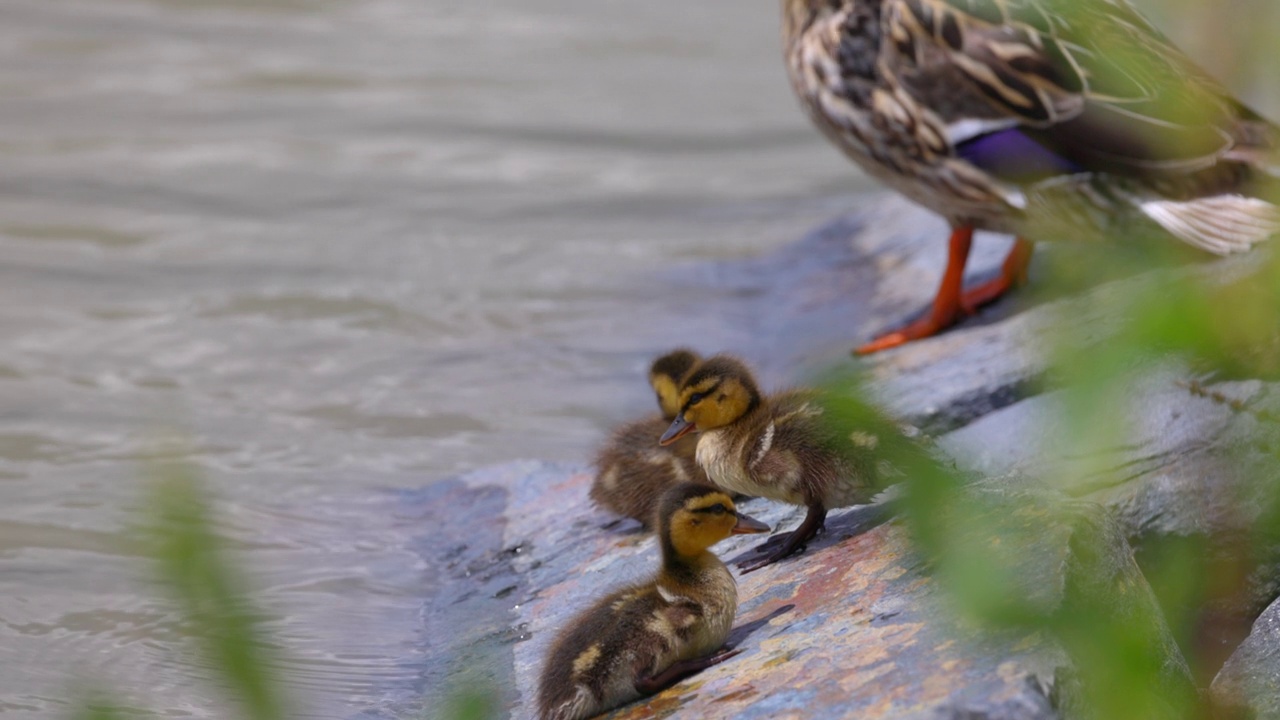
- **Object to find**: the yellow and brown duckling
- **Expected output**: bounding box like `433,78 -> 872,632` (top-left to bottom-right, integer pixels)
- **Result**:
590,349 -> 714,529
660,355 -> 879,572
537,483 -> 769,720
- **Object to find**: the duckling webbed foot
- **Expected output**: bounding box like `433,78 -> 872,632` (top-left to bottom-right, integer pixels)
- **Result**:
749,523 -> 825,554
634,646 -> 742,695
737,501 -> 826,574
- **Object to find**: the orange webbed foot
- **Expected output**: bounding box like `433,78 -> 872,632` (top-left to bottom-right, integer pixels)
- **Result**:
855,234 -> 1033,355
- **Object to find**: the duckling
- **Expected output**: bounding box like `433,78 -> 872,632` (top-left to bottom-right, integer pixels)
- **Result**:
537,483 -> 769,720
660,355 -> 878,572
590,349 -> 714,529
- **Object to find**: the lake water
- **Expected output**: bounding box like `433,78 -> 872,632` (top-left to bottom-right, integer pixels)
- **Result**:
0,0 -> 1271,717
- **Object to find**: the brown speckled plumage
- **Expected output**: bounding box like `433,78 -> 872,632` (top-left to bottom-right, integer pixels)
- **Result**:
782,0 -> 1280,351
590,419 -> 708,528
783,0 -> 1279,244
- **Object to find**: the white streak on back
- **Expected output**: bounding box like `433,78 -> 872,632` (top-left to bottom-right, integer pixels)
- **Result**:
750,422 -> 776,470
655,584 -> 689,604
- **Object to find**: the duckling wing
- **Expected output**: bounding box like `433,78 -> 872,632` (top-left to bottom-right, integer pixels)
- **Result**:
542,583 -> 735,719
781,391 -> 883,507
591,416 -> 708,526
738,394 -> 837,506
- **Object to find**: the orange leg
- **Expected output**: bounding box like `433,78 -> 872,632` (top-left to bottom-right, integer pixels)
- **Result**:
855,232 -> 1033,355
959,237 -> 1034,313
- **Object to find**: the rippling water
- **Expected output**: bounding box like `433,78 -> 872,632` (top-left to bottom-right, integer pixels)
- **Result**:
1,0 -> 1273,717
0,0 -> 864,716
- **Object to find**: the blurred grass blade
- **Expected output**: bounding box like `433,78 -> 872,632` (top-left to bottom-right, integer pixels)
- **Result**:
441,687 -> 499,720
147,462 -> 287,720
68,691 -> 127,720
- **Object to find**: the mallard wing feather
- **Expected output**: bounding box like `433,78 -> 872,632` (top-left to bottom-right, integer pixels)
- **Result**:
885,0 -> 1275,172
879,0 -> 1279,251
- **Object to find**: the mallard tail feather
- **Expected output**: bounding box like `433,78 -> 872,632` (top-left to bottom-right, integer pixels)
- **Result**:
1139,194 -> 1280,255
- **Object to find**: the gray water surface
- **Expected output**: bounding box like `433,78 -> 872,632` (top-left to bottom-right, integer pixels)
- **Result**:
1,0 -> 1272,717
0,0 -> 863,717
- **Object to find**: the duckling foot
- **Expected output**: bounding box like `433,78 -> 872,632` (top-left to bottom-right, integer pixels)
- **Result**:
736,501 -> 826,574
635,647 -> 743,695
750,525 -> 823,554
737,540 -> 807,574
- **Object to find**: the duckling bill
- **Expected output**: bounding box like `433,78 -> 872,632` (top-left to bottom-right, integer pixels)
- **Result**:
590,349 -> 716,529
537,484 -> 768,720
661,355 -> 880,572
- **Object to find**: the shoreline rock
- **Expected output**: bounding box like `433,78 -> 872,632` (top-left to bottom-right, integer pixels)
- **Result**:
406,195 -> 1279,718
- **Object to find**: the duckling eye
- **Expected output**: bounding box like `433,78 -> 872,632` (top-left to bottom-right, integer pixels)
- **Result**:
688,392 -> 707,405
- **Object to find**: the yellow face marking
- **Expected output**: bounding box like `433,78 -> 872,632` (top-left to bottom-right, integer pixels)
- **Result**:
650,373 -> 683,419
572,644 -> 601,676
668,492 -> 740,557
681,377 -> 753,432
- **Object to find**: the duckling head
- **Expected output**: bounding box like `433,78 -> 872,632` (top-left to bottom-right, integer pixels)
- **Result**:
658,483 -> 769,558
648,349 -> 701,420
658,355 -> 761,446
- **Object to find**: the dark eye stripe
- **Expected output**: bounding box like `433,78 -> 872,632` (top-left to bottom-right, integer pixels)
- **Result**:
691,503 -> 729,515
685,381 -> 721,409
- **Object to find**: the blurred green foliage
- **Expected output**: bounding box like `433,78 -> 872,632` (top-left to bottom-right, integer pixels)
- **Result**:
69,462 -> 292,720
68,692 -> 128,720
438,689 -> 501,720
819,248 -> 1280,718
815,1 -> 1280,712
144,462 -> 290,720
70,463 -> 500,720
1136,0 -> 1280,116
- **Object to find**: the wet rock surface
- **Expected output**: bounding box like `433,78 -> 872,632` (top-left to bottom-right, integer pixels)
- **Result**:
1213,596 -> 1280,718
490,464 -> 1065,720
408,195 -> 1280,718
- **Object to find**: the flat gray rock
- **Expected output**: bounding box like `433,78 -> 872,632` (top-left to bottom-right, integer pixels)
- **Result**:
407,461 -> 1200,719
1213,596 -> 1280,719
940,375 -> 1280,540
474,462 -> 1065,720
403,198 -> 1279,718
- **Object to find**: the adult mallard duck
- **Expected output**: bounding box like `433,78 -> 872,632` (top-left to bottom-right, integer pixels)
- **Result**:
781,0 -> 1280,353
590,349 -> 716,528
537,484 -> 769,720
659,355 -> 882,572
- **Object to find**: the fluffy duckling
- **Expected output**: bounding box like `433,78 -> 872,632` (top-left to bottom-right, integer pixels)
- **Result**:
590,349 -> 713,528
660,355 -> 878,572
537,483 -> 769,720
